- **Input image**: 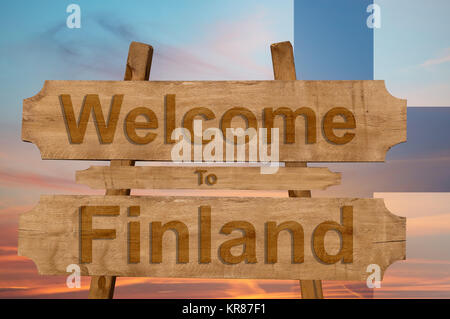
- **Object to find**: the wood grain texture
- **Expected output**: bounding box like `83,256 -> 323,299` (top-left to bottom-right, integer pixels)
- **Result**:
22,80 -> 406,162
76,166 -> 341,190
300,280 -> 323,299
271,41 -> 297,81
271,41 -> 323,298
18,195 -> 406,281
89,41 -> 153,299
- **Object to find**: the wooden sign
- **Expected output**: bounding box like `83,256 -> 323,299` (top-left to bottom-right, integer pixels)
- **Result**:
76,166 -> 341,190
18,41 -> 408,300
22,80 -> 406,162
18,195 -> 405,281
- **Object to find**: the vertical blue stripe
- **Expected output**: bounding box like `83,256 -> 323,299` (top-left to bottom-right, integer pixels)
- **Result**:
294,0 -> 373,80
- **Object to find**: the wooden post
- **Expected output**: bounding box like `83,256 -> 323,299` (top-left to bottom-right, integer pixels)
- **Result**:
88,41 -> 153,299
270,41 -> 324,299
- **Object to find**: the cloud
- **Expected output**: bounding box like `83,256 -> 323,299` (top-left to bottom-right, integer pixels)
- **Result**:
407,214 -> 450,236
0,170 -> 89,193
374,192 -> 450,218
421,48 -> 450,67
95,15 -> 137,43
203,9 -> 276,78
371,259 -> 450,298
312,157 -> 450,198
16,14 -> 261,81
373,193 -> 450,236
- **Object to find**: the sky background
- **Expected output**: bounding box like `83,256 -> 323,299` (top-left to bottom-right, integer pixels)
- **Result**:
0,0 -> 449,298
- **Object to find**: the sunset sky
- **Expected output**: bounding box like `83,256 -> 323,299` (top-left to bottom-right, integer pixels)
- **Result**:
0,0 -> 449,298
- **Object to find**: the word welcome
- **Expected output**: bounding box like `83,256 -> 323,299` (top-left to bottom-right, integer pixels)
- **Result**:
60,94 -> 356,146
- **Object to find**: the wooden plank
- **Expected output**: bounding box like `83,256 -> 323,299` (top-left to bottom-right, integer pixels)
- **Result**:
22,80 -> 406,162
300,280 -> 323,299
18,196 -> 406,281
271,41 -> 324,298
76,166 -> 341,190
271,41 -> 297,81
89,41 -> 153,299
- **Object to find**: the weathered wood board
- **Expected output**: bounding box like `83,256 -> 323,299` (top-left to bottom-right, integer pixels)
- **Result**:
88,41 -> 154,299
76,166 -> 341,190
18,196 -> 406,281
22,80 -> 406,162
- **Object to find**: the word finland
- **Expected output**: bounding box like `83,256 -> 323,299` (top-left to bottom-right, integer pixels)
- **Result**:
80,205 -> 353,265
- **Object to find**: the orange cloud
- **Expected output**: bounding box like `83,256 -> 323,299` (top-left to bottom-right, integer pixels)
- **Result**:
408,214 -> 450,236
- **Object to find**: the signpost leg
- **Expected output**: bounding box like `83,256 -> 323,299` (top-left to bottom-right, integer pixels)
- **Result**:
88,41 -> 153,299
270,41 -> 324,299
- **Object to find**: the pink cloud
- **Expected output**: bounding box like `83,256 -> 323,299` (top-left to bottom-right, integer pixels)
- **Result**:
408,214 -> 450,236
